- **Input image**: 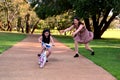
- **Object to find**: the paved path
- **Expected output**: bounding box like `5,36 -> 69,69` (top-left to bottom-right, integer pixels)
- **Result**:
0,35 -> 116,80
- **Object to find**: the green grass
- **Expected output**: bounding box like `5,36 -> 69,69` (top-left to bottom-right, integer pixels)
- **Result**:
0,32 -> 26,54
54,30 -> 120,80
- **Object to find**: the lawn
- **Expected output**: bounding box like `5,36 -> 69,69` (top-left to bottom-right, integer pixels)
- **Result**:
54,30 -> 120,80
0,32 -> 26,54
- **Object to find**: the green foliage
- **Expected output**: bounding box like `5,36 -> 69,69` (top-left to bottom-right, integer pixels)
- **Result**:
36,12 -> 73,30
31,0 -> 72,19
0,0 -> 21,30
69,0 -> 120,38
31,0 -> 120,38
71,0 -> 120,18
31,0 -> 120,19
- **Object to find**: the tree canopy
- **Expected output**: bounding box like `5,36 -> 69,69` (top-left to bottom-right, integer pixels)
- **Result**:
31,0 -> 72,19
31,0 -> 120,39
71,0 -> 120,38
0,0 -> 39,33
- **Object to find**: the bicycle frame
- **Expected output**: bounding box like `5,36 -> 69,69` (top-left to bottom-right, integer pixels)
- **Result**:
39,42 -> 51,68
39,49 -> 47,68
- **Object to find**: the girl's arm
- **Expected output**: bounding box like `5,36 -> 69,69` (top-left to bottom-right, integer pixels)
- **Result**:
72,24 -> 84,37
50,36 -> 55,46
38,36 -> 42,43
64,25 -> 74,32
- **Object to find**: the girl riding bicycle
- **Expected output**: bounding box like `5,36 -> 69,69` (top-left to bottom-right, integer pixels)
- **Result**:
38,29 -> 55,62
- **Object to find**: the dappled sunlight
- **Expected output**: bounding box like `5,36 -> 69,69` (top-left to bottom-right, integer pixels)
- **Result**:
89,45 -> 120,48
102,30 -> 120,39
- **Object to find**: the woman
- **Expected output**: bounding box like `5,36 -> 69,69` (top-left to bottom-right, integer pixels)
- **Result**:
63,17 -> 95,57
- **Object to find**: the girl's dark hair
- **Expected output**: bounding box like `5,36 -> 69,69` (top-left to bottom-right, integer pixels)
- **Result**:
73,17 -> 84,26
42,29 -> 51,43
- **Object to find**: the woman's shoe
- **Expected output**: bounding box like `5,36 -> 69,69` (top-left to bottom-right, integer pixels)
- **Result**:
91,52 -> 95,56
74,54 -> 79,58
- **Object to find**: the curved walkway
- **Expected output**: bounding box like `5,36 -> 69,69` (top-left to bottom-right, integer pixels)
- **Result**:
0,35 -> 116,80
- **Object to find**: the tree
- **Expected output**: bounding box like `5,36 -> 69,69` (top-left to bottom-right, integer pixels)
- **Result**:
0,20 -> 5,31
0,0 -> 20,31
31,19 -> 40,34
25,13 -> 30,33
31,0 -> 120,39
71,0 -> 120,39
17,16 -> 24,33
30,0 -> 72,19
0,0 -> 39,33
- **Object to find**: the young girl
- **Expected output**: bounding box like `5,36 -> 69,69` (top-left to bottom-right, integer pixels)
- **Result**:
63,17 -> 95,57
38,29 -> 54,62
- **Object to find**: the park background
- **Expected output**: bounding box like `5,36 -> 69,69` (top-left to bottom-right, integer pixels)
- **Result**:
0,0 -> 120,80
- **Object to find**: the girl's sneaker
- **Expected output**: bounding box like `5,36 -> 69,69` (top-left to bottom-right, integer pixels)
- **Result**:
46,60 -> 48,62
37,54 -> 41,57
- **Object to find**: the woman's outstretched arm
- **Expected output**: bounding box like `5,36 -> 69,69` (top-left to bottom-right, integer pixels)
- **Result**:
64,25 -> 74,32
72,25 -> 84,37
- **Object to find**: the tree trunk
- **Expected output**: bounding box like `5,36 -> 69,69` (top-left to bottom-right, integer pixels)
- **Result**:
25,13 -> 30,33
99,8 -> 111,28
0,27 -> 5,31
17,17 -> 21,32
84,18 -> 92,31
21,26 -> 24,33
25,21 -> 30,33
94,26 -> 101,39
92,15 -> 101,39
31,20 -> 40,34
100,13 -> 118,36
0,21 -> 5,31
7,20 -> 12,31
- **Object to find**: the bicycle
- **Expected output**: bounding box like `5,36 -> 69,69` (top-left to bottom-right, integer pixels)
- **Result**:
38,42 -> 52,68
